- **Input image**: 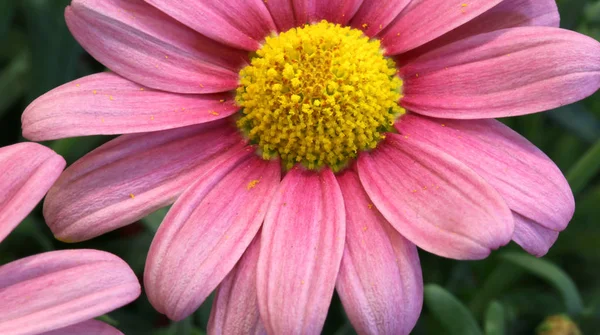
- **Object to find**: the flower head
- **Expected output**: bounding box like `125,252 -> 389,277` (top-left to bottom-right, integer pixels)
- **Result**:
22,0 -> 600,334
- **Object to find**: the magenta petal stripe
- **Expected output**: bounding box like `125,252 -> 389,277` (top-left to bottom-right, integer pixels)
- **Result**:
257,168 -> 345,335
395,115 -> 574,234
66,0 -> 247,94
22,73 -> 239,141
397,0 -> 560,65
336,171 -> 423,335
0,143 -> 65,243
264,0 -> 297,32
0,250 -> 140,335
208,234 -> 266,335
145,154 -> 280,320
145,0 -> 276,51
44,122 -> 242,242
358,134 -> 514,260
293,0 -> 363,25
349,0 -> 410,37
39,320 -> 123,335
512,214 -> 560,257
401,27 -> 600,119
379,0 -> 502,55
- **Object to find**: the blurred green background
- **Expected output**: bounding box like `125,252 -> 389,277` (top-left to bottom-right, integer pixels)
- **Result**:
1,1 -> 599,334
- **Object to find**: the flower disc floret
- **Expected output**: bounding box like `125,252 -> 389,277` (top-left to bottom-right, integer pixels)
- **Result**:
236,21 -> 405,171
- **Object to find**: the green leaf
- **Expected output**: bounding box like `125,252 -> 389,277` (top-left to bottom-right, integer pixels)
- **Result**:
0,52 -> 29,118
142,207 -> 171,233
566,138 -> 600,195
501,253 -> 584,315
424,284 -> 483,335
484,301 -> 505,335
469,263 -> 523,317
547,105 -> 600,144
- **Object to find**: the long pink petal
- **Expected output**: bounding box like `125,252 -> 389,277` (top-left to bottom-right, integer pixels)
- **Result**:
512,214 -> 559,257
66,0 -> 247,94
336,171 -> 423,335
22,73 -> 239,141
257,168 -> 345,334
0,143 -> 65,243
401,27 -> 600,119
0,249 -> 140,335
145,155 -> 280,320
40,320 -> 123,335
397,0 -> 560,65
358,134 -> 513,260
208,234 -> 266,335
44,122 -> 243,242
349,0 -> 411,37
145,0 -> 275,51
395,115 -> 574,233
293,0 -> 363,25
380,0 -> 502,55
264,0 -> 297,32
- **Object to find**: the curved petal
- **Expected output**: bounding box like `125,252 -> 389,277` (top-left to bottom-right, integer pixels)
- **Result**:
294,0 -> 363,25
349,0 -> 411,37
208,234 -> 266,335
66,0 -> 247,94
0,143 -> 65,243
336,171 -> 423,335
257,168 -> 345,335
512,214 -> 559,257
44,122 -> 243,242
0,250 -> 140,335
145,0 -> 276,51
395,115 -> 573,232
397,0 -> 560,65
264,0 -> 297,32
23,73 -> 239,141
379,0 -> 502,55
395,115 -> 574,255
400,27 -> 600,119
358,134 -> 514,260
40,320 -> 123,335
145,155 -> 280,320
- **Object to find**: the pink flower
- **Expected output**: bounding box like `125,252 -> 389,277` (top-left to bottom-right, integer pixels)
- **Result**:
21,0 -> 599,334
0,143 -> 141,335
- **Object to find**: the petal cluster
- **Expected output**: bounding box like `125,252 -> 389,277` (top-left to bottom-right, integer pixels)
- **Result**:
19,0 -> 600,334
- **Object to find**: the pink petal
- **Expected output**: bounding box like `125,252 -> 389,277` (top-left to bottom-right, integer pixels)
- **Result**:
257,168 -> 345,334
22,73 -> 239,141
145,155 -> 280,320
380,0 -> 502,55
336,171 -> 423,335
39,320 -> 123,335
208,234 -> 266,335
293,0 -> 363,25
398,0 -> 560,65
0,249 -> 140,335
66,0 -> 247,94
349,0 -> 411,37
145,0 -> 276,51
0,143 -> 65,243
512,214 -> 559,257
400,27 -> 600,119
44,122 -> 244,242
395,115 -> 574,233
358,134 -> 514,260
263,0 -> 297,32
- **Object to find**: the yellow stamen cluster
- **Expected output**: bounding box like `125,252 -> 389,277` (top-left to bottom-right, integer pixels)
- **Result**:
236,21 -> 405,171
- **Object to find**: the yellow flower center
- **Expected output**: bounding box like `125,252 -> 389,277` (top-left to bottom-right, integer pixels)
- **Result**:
236,21 -> 405,171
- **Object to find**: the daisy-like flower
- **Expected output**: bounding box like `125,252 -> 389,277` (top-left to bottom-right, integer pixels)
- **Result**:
22,0 -> 600,334
0,143 -> 141,335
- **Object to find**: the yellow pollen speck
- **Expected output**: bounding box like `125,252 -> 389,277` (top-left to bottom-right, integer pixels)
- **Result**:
301,280 -> 305,285
101,118 -> 105,123
247,179 -> 260,190
165,55 -> 169,59
76,84 -> 80,87
362,226 -> 368,232
150,115 -> 155,120
92,90 -> 97,95
368,203 -> 373,209
220,99 -> 225,103
236,21 -> 405,171
362,23 -> 368,28
210,111 -> 220,116
140,88 -> 145,91
109,95 -> 114,101
129,193 -> 135,199
441,124 -> 446,127
199,83 -> 204,88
